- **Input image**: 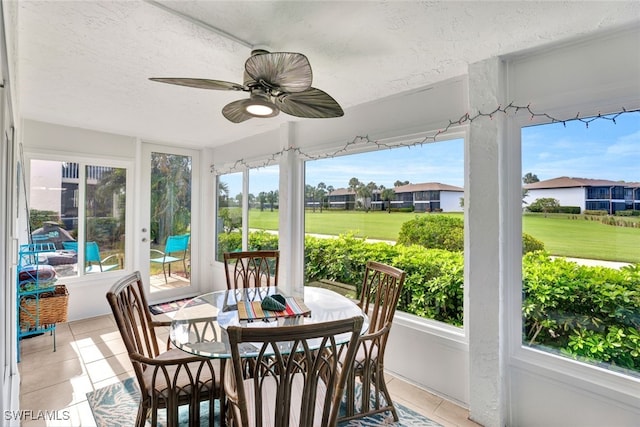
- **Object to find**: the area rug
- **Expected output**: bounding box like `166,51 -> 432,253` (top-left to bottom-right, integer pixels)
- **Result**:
87,377 -> 442,426
149,296 -> 206,314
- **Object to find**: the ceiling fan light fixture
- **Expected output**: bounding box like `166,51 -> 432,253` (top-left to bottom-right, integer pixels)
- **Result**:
243,93 -> 279,118
245,100 -> 277,116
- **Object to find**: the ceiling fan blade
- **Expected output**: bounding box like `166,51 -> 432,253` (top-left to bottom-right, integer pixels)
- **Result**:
275,87 -> 344,119
245,52 -> 312,93
222,99 -> 254,123
149,78 -> 245,91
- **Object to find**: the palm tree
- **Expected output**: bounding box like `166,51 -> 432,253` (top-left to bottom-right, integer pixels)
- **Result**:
305,184 -> 317,212
258,192 -> 267,211
266,190 -> 278,212
150,153 -> 192,244
381,188 -> 395,213
316,182 -> 327,212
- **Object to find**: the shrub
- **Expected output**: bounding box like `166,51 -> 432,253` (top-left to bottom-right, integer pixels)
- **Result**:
584,209 -> 608,216
558,206 -> 581,214
396,215 -> 464,251
216,231 -> 278,260
303,234 -> 464,326
522,233 -> 545,253
527,198 -> 560,214
303,235 -> 639,373
397,215 -> 544,254
29,209 -> 59,231
522,252 -> 640,372
86,217 -> 122,247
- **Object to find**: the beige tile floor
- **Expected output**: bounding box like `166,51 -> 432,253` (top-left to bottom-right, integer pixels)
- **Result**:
18,314 -> 480,427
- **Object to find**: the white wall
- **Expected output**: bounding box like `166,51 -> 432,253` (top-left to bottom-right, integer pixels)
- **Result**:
526,187 -> 585,211
441,191 -> 464,212
2,2 -> 23,423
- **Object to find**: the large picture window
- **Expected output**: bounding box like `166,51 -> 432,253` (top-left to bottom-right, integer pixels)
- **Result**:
28,159 -> 127,277
521,112 -> 640,377
303,139 -> 465,327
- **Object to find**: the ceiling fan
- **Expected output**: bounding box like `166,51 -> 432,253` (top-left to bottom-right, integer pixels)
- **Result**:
150,49 -> 344,123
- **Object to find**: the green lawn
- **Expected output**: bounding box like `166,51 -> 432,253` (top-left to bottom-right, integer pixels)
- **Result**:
247,209 -> 640,263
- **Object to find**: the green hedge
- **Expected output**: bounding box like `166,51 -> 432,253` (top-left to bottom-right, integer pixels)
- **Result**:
558,206 -> 581,214
217,230 -> 279,260
522,253 -> 640,372
223,230 -> 639,373
304,233 -> 464,325
397,215 -> 544,254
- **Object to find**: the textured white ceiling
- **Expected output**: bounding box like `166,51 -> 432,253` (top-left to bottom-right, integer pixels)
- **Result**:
16,1 -> 640,148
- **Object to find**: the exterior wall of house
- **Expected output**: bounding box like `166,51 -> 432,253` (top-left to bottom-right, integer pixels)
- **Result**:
526,187 -> 585,211
440,191 -> 464,212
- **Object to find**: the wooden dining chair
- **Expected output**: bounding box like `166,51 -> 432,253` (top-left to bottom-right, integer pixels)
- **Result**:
106,271 -> 220,427
340,261 -> 406,422
224,316 -> 363,427
223,250 -> 280,289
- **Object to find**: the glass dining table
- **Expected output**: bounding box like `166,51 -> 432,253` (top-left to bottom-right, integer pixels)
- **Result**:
169,285 -> 368,359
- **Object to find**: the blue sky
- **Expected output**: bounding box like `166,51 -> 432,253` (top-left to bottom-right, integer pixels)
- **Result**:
521,112 -> 639,182
221,111 -> 639,196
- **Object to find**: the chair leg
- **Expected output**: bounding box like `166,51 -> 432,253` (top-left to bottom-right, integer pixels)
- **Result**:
375,369 -> 399,421
162,263 -> 168,283
135,403 -> 147,427
360,366 -> 372,415
183,259 -> 189,278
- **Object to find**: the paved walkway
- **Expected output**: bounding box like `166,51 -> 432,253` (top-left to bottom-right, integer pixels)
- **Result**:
553,256 -> 632,269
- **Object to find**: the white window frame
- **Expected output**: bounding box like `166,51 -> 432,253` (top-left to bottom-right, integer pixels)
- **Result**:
23,150 -> 134,283
508,107 -> 640,401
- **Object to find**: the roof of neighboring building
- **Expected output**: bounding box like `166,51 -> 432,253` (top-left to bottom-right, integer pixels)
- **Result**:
393,182 -> 464,193
328,188 -> 354,196
524,176 -> 640,190
328,182 -> 464,196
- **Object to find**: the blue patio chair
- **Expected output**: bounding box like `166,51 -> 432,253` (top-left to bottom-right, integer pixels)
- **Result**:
150,234 -> 190,283
62,241 -> 119,273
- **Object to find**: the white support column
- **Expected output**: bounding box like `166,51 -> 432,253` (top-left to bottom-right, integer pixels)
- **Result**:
277,122 -> 305,297
467,57 -> 507,427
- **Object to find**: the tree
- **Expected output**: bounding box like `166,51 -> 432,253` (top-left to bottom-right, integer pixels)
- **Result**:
528,197 -> 560,217
394,180 -> 410,187
150,153 -> 192,244
355,181 -> 376,211
305,184 -> 317,212
258,192 -> 267,211
348,177 -> 361,192
218,181 -> 229,200
381,188 -> 395,212
523,172 -> 540,184
315,182 -> 327,212
266,190 -> 278,212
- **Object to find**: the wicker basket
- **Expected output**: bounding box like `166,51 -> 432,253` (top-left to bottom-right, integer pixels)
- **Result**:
19,285 -> 69,328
